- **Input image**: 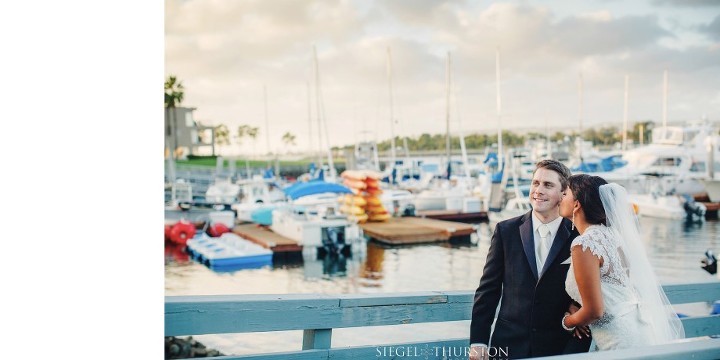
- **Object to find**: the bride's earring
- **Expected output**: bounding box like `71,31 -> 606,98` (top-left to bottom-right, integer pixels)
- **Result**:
571,210 -> 576,231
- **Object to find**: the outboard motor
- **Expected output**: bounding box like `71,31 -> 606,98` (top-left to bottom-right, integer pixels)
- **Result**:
682,194 -> 707,222
403,204 -> 416,217
702,249 -> 717,275
321,226 -> 346,255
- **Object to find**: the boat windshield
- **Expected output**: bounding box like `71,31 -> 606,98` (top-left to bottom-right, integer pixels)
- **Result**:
651,127 -> 684,145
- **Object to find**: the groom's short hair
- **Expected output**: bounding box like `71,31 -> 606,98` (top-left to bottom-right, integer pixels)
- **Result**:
534,159 -> 571,191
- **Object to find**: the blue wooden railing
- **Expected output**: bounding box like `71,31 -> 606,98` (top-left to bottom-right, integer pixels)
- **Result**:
165,282 -> 720,359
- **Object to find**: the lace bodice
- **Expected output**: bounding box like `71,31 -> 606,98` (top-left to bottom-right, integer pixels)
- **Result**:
565,224 -> 652,350
571,224 -> 629,288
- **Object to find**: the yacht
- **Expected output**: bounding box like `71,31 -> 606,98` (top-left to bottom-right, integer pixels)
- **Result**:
586,122 -> 720,195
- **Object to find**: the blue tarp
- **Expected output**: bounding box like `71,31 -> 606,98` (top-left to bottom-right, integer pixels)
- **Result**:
572,155 -> 627,173
484,152 -> 498,165
283,180 -> 353,200
263,167 -> 275,179
250,206 -> 277,226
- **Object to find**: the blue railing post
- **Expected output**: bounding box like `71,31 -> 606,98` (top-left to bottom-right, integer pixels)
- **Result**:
302,329 -> 332,350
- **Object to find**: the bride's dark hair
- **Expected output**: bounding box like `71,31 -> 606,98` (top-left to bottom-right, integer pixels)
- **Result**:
568,174 -> 609,225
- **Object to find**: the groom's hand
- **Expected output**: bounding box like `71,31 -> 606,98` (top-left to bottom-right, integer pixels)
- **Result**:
568,302 -> 580,314
567,303 -> 590,338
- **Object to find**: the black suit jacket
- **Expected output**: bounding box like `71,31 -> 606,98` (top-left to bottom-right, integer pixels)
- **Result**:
470,211 -> 590,358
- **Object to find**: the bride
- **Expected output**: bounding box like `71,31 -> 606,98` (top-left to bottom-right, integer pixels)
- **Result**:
558,174 -> 684,350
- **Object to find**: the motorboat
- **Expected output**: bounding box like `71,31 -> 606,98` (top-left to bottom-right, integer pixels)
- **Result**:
230,176 -> 285,222
488,197 -> 532,224
380,189 -> 415,216
413,177 -> 475,211
627,176 -> 707,221
270,181 -> 364,255
205,176 -> 240,204
628,193 -> 686,220
702,178 -> 720,202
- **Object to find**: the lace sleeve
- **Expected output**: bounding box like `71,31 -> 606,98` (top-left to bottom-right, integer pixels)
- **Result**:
571,226 -> 610,275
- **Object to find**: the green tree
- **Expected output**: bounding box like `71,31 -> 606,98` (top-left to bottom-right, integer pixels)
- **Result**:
236,125 -> 260,155
550,131 -> 566,143
281,132 -> 297,153
247,126 -> 259,155
631,121 -> 654,145
214,124 -> 230,154
164,75 -> 184,158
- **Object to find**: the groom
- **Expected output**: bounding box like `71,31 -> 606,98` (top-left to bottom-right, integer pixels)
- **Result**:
470,160 -> 591,359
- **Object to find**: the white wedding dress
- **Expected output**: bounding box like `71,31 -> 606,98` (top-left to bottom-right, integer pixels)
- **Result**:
565,224 -> 655,351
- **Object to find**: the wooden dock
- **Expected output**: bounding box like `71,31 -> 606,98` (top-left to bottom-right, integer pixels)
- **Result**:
232,224 -> 302,252
359,217 -> 476,245
415,209 -> 488,223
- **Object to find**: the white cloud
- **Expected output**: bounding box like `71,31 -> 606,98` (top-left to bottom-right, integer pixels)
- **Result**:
165,0 -> 720,153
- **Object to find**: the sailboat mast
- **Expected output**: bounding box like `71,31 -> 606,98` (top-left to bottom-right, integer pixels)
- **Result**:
321,90 -> 335,176
545,114 -> 550,159
387,47 -> 396,167
264,85 -> 270,156
663,70 -> 668,128
307,80 -> 313,156
578,73 -> 584,161
496,48 -> 503,171
313,46 -> 323,168
623,75 -> 629,152
452,67 -> 470,179
445,52 -> 451,169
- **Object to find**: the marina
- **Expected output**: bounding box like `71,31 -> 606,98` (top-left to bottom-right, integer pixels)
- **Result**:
165,216 -> 720,357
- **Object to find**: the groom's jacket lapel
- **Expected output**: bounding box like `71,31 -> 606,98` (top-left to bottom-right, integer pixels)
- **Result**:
539,219 -> 572,279
519,211 -> 539,281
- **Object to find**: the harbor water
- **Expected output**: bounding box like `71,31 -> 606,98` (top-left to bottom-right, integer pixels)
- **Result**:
165,217 -> 720,356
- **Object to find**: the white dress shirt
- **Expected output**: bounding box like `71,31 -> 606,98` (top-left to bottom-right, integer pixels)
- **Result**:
532,213 -> 563,275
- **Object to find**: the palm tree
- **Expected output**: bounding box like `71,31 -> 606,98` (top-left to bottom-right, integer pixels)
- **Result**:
236,125 -> 260,177
214,124 -> 231,154
282,132 -> 296,154
247,126 -> 259,152
165,75 -> 184,181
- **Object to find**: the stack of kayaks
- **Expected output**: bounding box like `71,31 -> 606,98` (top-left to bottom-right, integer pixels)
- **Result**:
339,170 -> 391,223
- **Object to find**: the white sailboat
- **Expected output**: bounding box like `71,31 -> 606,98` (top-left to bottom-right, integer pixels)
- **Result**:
413,52 -> 476,211
269,48 -> 365,256
486,48 -> 533,221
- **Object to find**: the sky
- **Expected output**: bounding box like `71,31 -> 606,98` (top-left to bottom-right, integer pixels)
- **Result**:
0,2 -> 717,357
165,0 -> 720,156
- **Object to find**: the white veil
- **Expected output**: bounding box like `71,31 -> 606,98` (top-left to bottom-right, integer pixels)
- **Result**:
599,183 -> 685,343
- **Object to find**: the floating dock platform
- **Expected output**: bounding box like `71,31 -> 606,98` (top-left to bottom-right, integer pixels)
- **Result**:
359,217 -> 476,245
232,224 -> 303,253
415,209 -> 488,223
